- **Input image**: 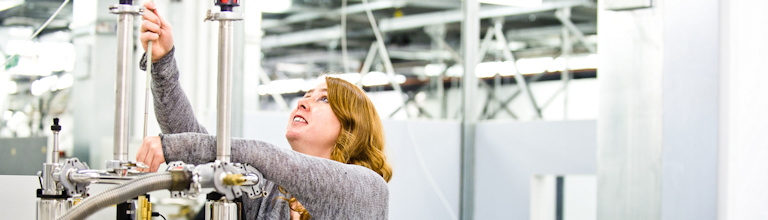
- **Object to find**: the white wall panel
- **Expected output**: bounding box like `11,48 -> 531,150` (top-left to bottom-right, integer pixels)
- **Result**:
475,120 -> 597,220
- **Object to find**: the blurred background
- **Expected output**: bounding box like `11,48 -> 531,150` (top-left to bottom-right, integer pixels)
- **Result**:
0,0 -> 766,219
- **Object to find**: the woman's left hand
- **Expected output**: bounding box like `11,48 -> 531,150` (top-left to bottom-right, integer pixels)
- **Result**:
136,136 -> 166,172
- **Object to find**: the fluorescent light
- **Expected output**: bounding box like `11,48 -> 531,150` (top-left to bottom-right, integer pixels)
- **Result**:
31,75 -> 58,96
6,41 -> 76,75
302,78 -> 320,92
446,64 -> 464,77
475,61 -> 515,77
275,63 -> 309,74
54,73 -> 74,90
424,63 -> 447,77
514,57 -> 553,75
0,0 -> 22,12
547,54 -> 599,72
3,81 -> 17,94
3,111 -> 12,121
479,0 -> 542,7
7,65 -> 52,76
361,72 -> 406,86
6,40 -> 37,56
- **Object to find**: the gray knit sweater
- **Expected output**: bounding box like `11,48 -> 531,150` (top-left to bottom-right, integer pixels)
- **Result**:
140,48 -> 389,219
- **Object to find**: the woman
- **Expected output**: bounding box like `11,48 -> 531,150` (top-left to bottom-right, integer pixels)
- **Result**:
135,2 -> 391,219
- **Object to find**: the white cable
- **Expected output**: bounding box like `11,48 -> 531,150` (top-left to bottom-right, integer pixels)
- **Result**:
340,0 -> 351,73
404,122 -> 459,220
0,0 -> 71,67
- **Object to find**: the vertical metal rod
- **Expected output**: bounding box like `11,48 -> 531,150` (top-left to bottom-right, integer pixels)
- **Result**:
460,0 -> 479,219
217,20 -> 234,163
556,176 -> 565,220
52,130 -> 60,164
143,40 -> 153,139
114,12 -> 133,162
561,26 -> 571,120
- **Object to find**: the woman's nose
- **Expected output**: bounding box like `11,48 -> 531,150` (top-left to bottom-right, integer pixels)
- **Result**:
297,98 -> 309,110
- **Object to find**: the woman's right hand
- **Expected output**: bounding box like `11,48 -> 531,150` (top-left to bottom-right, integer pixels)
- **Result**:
140,1 -> 174,63
136,136 -> 166,172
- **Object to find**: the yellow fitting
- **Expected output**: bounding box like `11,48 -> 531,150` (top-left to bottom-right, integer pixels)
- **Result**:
223,174 -> 247,186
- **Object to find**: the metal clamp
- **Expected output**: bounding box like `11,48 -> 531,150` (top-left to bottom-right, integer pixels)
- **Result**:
237,163 -> 266,198
205,10 -> 243,22
166,161 -> 267,200
109,4 -> 142,15
56,158 -> 90,197
167,161 -> 199,198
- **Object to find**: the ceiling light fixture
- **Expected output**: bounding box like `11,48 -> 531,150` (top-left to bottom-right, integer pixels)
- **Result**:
0,0 -> 23,12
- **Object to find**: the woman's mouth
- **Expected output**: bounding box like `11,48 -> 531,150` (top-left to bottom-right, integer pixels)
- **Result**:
293,116 -> 307,123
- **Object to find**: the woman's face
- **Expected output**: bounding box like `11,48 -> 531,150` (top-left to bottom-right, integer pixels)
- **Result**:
286,82 -> 341,159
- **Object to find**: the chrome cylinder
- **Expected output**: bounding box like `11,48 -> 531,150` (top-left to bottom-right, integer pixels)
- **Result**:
216,19 -> 234,163
37,199 -> 71,220
114,12 -> 134,162
41,163 -> 60,195
52,130 -> 59,164
205,200 -> 239,220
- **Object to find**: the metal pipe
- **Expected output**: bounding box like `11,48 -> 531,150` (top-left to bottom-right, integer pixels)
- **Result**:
217,19 -> 234,163
38,199 -> 71,220
51,118 -> 61,164
561,25 -> 571,119
460,0 -> 479,219
68,170 -> 146,184
113,12 -> 133,162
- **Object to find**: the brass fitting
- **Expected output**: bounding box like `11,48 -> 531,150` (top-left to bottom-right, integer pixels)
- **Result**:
222,174 -> 246,186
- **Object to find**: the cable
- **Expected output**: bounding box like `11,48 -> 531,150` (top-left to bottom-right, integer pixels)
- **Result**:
0,0 -> 70,67
152,212 -> 166,220
404,123 -> 459,220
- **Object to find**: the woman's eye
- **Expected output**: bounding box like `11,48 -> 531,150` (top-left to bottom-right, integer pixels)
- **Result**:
318,96 -> 329,103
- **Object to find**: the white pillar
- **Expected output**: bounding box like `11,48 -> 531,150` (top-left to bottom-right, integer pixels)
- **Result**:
719,1 -> 768,219
598,0 -> 720,219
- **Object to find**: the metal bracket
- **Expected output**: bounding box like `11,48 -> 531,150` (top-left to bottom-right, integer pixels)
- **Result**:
56,158 -> 90,197
109,4 -> 142,15
205,10 -> 243,22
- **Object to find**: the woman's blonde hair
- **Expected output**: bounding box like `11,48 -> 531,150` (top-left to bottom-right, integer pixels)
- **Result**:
280,76 -> 392,219
326,76 -> 392,182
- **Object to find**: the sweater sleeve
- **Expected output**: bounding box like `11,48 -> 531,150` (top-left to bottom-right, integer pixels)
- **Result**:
162,133 -> 389,219
139,48 -> 208,134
